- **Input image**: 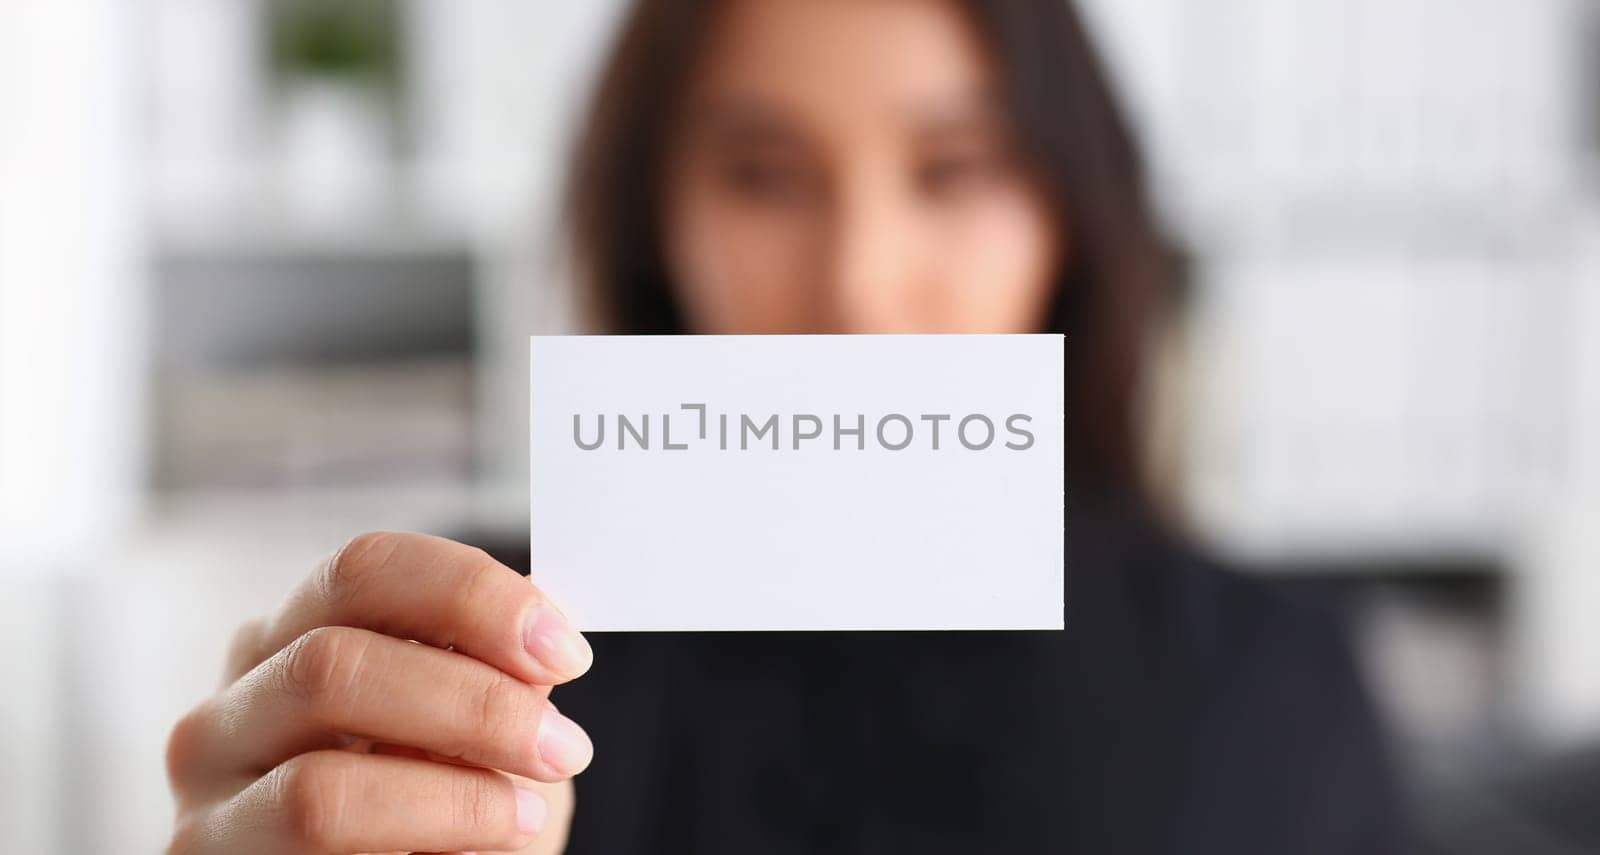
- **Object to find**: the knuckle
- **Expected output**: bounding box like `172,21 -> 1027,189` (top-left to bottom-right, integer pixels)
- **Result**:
454,771 -> 505,835
462,673 -> 539,759
459,546 -> 501,588
270,753 -> 350,848
454,551 -> 513,622
459,543 -> 495,570
320,530 -> 403,604
277,627 -> 371,715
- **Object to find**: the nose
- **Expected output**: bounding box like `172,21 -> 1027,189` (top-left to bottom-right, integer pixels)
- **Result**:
818,175 -> 921,332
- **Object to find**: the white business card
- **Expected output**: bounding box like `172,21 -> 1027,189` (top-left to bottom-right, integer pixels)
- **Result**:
530,335 -> 1064,631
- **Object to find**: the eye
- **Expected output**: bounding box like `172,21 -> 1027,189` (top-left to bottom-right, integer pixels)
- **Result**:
916,149 -> 1005,199
718,156 -> 815,204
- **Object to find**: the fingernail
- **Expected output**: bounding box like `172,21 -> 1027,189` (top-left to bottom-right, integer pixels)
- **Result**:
523,603 -> 593,678
514,784 -> 547,834
537,703 -> 594,776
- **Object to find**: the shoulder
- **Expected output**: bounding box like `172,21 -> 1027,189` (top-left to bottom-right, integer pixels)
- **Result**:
1067,495 -> 1353,679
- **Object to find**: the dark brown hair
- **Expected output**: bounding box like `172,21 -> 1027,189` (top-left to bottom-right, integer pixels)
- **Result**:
566,0 -> 1171,495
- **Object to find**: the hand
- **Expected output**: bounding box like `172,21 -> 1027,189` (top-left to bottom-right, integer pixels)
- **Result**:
165,532 -> 593,854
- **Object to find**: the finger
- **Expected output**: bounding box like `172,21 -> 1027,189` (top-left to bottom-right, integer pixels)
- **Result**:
241,532 -> 592,686
416,775 -> 575,855
501,778 -> 576,855
209,750 -> 548,855
185,627 -> 593,786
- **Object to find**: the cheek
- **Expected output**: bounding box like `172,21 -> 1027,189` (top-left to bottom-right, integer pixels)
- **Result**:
664,185 -> 821,333
924,191 -> 1060,331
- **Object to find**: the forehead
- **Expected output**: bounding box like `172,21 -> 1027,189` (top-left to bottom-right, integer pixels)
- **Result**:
685,0 -> 995,128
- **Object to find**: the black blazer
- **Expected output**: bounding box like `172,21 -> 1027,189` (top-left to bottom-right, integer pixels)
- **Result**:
492,493 -> 1400,854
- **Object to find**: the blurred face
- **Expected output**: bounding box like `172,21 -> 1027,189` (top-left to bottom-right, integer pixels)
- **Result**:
662,0 -> 1062,333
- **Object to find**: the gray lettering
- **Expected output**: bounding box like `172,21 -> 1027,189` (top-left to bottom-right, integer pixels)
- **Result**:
792,414 -> 822,449
919,414 -> 950,450
618,413 -> 649,450
877,413 -> 913,451
573,414 -> 604,450
1004,414 -> 1034,450
681,403 -> 707,439
663,413 -> 687,450
741,413 -> 779,449
834,414 -> 865,450
958,414 -> 994,450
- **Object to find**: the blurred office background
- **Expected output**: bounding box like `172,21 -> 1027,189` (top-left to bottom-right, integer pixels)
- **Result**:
1,0 -> 1597,851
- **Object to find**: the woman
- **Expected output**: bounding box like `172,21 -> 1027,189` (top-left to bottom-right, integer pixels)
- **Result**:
166,1 -> 1401,852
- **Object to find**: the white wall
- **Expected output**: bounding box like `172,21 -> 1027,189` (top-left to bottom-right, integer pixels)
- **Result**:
0,0 -> 144,850
0,0 -> 145,570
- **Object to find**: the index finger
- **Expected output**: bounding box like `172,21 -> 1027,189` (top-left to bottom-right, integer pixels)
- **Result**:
242,531 -> 592,687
